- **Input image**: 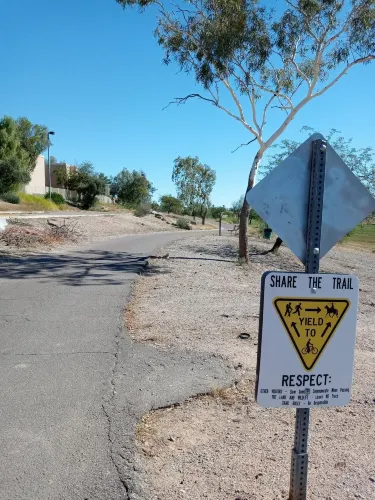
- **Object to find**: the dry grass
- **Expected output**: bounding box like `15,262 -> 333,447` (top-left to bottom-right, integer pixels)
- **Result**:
0,219 -> 82,248
129,235 -> 375,500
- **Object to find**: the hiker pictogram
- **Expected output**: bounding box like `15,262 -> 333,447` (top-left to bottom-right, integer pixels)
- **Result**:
293,303 -> 303,316
273,298 -> 350,370
284,303 -> 293,317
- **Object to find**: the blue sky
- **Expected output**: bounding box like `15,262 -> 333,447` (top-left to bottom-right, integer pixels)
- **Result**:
1,0 -> 375,206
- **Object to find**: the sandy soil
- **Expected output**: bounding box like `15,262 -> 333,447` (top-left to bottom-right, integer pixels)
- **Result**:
127,235 -> 375,500
0,212 -> 213,253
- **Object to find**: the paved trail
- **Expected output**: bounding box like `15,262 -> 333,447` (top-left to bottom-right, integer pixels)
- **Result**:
0,232 -> 233,500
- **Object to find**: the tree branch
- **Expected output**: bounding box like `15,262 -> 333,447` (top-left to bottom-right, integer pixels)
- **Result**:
231,137 -> 257,154
222,78 -> 246,122
261,94 -> 276,129
291,37 -> 312,89
163,93 -> 218,110
313,55 -> 375,98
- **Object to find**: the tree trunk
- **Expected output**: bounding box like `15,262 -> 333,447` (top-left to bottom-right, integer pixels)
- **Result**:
239,151 -> 263,262
268,237 -> 283,253
201,206 -> 207,225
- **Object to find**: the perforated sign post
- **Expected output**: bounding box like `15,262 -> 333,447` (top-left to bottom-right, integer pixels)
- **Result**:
247,136 -> 375,500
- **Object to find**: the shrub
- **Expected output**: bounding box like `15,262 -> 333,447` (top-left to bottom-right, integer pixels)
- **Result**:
1,192 -> 20,204
134,203 -> 151,217
176,218 -> 191,230
150,201 -> 160,211
45,192 -> 65,205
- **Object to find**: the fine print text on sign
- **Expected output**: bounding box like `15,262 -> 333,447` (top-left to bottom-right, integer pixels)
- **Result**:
256,272 -> 359,408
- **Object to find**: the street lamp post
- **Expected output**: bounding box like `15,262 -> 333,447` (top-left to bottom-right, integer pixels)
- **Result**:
47,131 -> 55,200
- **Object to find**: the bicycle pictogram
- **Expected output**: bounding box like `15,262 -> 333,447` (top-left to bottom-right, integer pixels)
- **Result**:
301,340 -> 318,355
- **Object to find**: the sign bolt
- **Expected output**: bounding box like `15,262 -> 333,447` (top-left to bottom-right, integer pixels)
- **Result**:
313,247 -> 320,255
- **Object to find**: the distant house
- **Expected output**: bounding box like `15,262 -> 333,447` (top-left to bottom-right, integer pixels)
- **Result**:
22,155 -> 111,202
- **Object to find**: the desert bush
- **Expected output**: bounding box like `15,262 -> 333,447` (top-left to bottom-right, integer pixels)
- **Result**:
175,218 -> 191,230
45,192 -> 65,205
134,203 -> 151,217
1,192 -> 20,204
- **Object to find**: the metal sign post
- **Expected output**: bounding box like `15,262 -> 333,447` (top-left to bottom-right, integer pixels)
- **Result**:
289,139 -> 326,499
249,132 -> 375,500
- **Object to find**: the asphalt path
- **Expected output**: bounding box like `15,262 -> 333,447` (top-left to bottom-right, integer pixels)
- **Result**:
0,231 -> 234,500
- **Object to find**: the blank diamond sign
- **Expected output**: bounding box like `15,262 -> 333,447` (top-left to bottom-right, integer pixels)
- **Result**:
247,133 -> 375,264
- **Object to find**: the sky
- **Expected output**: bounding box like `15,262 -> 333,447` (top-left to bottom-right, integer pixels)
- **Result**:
1,0 -> 375,207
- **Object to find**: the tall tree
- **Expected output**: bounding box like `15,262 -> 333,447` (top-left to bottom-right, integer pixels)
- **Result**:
172,156 -> 216,224
56,161 -> 108,209
0,116 -> 30,193
15,117 -> 49,171
159,194 -> 183,214
110,168 -> 155,206
115,0 -> 375,261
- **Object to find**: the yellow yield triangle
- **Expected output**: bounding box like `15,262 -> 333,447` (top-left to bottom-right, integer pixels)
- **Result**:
273,298 -> 350,371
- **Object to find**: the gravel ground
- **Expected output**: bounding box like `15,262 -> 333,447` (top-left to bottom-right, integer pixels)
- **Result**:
127,235 -> 375,500
0,213 -> 203,253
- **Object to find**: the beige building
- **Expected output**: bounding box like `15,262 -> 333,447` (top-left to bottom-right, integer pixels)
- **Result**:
24,155 -> 47,195
23,155 -> 112,202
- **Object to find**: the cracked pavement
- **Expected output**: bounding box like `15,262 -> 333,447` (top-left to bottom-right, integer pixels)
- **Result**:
0,231 -> 234,499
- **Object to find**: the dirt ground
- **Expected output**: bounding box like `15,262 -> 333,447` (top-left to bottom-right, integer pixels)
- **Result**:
0,212 -> 213,253
127,235 -> 375,500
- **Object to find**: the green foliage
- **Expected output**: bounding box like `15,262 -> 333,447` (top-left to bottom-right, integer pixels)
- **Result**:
230,196 -> 244,222
1,192 -> 20,204
0,117 -> 30,193
15,117 -> 49,170
172,156 -> 216,224
210,205 -> 227,219
54,165 -> 69,187
175,218 -> 191,230
45,192 -> 65,205
261,127 -> 375,195
0,115 -> 49,194
134,203 -> 152,217
159,194 -> 183,214
111,168 -> 155,206
63,162 -> 108,209
150,201 -> 160,211
115,0 -> 375,119
0,157 -> 30,194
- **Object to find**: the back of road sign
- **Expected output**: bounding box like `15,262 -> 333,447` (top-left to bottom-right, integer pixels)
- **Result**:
256,272 -> 359,408
246,134 -> 375,264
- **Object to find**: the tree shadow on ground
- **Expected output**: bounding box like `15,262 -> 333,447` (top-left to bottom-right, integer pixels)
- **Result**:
180,240 -> 304,272
0,250 -> 171,287
181,243 -> 239,260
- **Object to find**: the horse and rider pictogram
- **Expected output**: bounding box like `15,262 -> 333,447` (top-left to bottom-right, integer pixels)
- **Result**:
273,298 -> 350,370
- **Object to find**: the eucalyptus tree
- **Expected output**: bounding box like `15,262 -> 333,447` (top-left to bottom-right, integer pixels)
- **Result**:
115,0 -> 375,260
